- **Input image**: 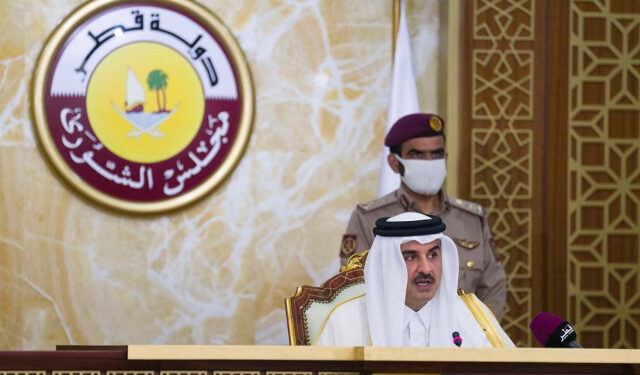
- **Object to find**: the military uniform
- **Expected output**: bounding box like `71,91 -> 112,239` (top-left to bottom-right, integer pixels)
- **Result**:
340,187 -> 506,320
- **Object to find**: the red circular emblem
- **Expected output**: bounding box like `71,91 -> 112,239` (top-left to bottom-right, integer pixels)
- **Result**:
32,0 -> 254,213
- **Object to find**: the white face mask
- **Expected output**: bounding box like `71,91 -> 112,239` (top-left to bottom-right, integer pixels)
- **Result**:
394,156 -> 447,196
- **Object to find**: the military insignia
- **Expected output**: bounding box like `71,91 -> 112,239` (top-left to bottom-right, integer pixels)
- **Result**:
429,116 -> 442,132
449,197 -> 484,217
454,238 -> 479,250
340,235 -> 358,257
360,201 -> 374,210
31,0 -> 254,213
358,193 -> 396,212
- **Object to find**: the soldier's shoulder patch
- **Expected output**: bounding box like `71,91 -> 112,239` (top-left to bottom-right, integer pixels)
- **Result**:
340,234 -> 358,258
449,197 -> 484,217
357,193 -> 397,212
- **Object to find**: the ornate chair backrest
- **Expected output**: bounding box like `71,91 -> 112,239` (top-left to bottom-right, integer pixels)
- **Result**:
285,251 -> 368,345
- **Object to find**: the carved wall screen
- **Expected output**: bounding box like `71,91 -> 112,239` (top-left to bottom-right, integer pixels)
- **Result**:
460,0 -> 640,348
462,0 -> 539,347
567,0 -> 640,348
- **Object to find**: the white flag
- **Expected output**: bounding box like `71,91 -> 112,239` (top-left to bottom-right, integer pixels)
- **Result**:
377,0 -> 419,197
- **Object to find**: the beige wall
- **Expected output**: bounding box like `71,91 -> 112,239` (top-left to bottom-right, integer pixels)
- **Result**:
0,0 -> 441,348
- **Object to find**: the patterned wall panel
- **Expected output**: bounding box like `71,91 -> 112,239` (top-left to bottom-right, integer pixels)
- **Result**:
470,0 -> 535,346
568,0 -> 640,348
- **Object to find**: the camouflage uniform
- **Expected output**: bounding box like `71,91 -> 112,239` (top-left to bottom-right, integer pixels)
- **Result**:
340,187 -> 506,320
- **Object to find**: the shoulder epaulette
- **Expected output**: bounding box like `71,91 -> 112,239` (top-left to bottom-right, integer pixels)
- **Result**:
449,197 -> 484,216
357,192 -> 398,212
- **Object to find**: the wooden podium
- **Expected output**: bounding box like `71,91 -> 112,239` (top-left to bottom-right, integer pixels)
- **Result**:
0,346 -> 638,374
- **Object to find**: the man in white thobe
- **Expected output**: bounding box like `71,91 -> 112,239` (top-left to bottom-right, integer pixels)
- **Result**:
316,212 -> 515,347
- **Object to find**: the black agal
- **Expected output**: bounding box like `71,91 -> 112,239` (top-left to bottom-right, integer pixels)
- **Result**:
373,215 -> 446,237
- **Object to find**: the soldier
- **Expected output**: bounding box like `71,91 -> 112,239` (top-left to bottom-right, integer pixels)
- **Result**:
340,113 -> 506,320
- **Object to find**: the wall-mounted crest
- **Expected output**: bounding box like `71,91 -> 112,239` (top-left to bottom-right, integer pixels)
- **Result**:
31,0 -> 254,213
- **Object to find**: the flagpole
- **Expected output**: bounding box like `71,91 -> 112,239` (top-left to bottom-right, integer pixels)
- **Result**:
392,0 -> 400,60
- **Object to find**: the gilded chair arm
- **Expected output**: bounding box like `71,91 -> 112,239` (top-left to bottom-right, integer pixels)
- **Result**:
340,249 -> 369,273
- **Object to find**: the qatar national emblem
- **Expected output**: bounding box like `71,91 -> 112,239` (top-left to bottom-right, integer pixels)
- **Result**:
31,0 -> 254,213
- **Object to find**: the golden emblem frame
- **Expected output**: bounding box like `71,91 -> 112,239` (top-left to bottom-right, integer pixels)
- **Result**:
30,0 -> 254,214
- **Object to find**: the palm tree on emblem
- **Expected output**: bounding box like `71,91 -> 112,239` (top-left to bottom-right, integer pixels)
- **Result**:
147,69 -> 168,113
111,67 -> 178,139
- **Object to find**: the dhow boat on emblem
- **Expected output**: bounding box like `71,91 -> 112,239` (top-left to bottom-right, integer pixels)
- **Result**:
111,67 -> 179,139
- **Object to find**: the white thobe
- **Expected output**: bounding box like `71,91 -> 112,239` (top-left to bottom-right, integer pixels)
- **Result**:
403,303 -> 432,346
314,293 -> 515,347
316,297 -> 435,346
315,295 -> 370,346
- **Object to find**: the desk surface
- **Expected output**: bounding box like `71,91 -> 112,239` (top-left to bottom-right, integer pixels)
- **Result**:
0,346 -> 638,374
129,345 -> 360,361
128,345 -> 640,364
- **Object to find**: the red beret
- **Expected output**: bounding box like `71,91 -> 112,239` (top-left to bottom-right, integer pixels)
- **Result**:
384,113 -> 445,147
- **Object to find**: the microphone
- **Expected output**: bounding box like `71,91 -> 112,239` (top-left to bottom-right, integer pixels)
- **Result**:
530,312 -> 583,348
452,331 -> 462,347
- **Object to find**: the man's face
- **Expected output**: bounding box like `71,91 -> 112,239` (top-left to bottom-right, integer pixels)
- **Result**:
388,135 -> 446,175
401,239 -> 442,311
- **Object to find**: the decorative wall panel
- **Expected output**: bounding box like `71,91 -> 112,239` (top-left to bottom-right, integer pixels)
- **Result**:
567,0 -> 640,349
468,0 -> 536,347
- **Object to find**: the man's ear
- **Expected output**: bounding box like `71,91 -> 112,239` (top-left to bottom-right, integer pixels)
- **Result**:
388,153 -> 401,174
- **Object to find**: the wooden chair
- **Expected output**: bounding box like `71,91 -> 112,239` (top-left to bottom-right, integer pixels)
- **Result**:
284,251 -> 368,345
